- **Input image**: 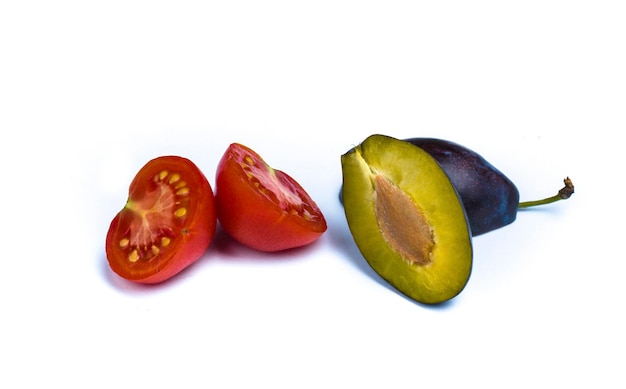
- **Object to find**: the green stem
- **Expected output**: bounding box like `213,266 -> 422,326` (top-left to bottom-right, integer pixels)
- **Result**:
518,177 -> 575,209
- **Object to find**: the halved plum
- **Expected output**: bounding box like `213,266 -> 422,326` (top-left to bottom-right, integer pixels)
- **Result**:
341,134 -> 472,304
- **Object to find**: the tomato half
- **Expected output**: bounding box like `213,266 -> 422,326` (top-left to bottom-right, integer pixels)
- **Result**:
215,143 -> 327,252
105,156 -> 216,283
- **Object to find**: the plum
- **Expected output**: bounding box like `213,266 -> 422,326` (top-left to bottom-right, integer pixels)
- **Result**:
340,135 -> 574,304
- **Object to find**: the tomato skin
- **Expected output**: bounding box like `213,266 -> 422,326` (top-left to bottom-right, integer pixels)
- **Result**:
105,156 -> 216,284
215,143 -> 327,252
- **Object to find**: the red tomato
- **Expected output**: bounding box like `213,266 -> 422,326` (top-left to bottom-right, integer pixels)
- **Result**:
215,143 -> 327,252
105,156 -> 216,283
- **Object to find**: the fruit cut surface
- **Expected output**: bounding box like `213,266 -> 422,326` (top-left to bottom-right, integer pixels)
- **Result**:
341,134 -> 472,304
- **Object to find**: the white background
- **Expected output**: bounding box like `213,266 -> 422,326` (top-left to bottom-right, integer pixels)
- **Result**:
1,1 -> 625,387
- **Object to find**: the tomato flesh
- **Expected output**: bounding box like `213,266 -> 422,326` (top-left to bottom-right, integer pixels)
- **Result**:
215,143 -> 327,252
105,156 -> 216,283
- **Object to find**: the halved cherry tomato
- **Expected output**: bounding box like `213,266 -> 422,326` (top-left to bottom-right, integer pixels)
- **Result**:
215,143 -> 327,252
105,156 -> 216,283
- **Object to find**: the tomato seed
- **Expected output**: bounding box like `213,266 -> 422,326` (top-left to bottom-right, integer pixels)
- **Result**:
128,249 -> 140,262
119,238 -> 130,248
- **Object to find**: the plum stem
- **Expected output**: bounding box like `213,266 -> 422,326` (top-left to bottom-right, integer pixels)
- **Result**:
518,177 -> 575,209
